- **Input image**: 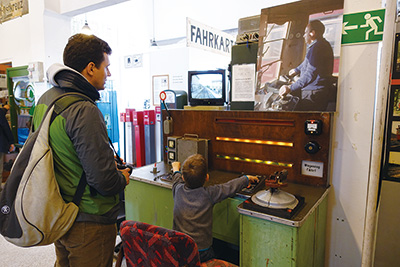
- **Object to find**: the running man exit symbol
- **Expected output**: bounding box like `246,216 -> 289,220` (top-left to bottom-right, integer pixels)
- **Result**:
342,9 -> 385,45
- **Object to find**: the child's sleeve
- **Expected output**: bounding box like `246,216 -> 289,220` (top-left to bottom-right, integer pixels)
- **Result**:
207,176 -> 249,204
172,171 -> 184,192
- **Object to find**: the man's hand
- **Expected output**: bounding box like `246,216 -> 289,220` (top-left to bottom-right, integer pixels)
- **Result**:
171,161 -> 181,172
9,144 -> 14,152
120,168 -> 130,185
279,85 -> 291,97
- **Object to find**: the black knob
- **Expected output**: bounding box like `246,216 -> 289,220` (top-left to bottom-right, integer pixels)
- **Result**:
304,141 -> 320,154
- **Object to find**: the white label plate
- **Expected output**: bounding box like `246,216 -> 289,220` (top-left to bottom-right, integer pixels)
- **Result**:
302,160 -> 323,177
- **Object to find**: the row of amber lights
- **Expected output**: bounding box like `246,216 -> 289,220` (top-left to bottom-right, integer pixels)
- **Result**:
215,137 -> 293,147
215,137 -> 293,167
216,155 -> 293,167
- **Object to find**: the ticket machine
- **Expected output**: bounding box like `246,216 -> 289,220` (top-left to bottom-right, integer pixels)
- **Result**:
133,111 -> 145,167
144,110 -> 156,165
124,108 -> 136,165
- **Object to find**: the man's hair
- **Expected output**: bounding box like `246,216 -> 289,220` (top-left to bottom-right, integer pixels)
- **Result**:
309,20 -> 325,37
182,154 -> 208,189
63,34 -> 112,73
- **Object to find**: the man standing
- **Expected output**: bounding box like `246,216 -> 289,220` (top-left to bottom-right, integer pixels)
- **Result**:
279,19 -> 334,111
32,34 -> 130,267
0,104 -> 14,192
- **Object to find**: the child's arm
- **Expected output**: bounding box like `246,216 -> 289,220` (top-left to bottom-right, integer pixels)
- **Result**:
171,161 -> 184,188
207,175 -> 258,203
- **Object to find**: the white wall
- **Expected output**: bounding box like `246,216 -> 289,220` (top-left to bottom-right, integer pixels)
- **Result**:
327,0 -> 394,266
59,0 -> 131,16
0,0 -> 46,66
151,0 -> 298,41
327,45 -> 378,265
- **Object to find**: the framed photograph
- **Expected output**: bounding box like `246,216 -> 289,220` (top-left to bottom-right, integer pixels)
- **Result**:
152,75 -> 169,106
393,87 -> 400,116
255,1 -> 344,112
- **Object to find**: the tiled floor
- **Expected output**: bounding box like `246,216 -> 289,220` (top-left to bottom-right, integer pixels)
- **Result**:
1,185 -> 55,266
0,234 -> 120,266
0,235 -> 56,267
1,184 -> 55,266
0,185 -> 121,266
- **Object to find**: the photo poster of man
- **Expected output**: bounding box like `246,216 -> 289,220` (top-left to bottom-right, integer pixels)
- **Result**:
254,0 -> 344,112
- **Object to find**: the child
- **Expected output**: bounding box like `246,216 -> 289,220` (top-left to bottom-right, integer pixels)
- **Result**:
171,154 -> 258,262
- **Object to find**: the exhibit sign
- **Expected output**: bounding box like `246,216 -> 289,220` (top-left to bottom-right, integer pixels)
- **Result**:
342,9 -> 385,45
152,75 -> 169,106
0,0 -> 29,24
186,17 -> 235,56
232,64 -> 256,102
302,160 -> 324,178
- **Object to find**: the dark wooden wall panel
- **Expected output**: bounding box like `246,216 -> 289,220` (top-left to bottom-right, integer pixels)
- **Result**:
163,110 -> 331,187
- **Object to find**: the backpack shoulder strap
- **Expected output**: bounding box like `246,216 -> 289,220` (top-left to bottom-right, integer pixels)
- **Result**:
50,93 -> 89,125
32,93 -> 92,133
48,93 -> 91,206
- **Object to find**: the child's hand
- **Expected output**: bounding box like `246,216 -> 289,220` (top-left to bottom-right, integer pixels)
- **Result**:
171,161 -> 181,172
246,175 -> 259,187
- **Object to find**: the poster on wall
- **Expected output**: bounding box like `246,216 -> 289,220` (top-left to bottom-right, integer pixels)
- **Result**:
254,0 -> 344,112
0,0 -> 29,24
387,120 -> 400,179
152,75 -> 169,106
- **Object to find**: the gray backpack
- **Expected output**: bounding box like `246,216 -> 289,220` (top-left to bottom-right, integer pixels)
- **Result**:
0,93 -> 88,247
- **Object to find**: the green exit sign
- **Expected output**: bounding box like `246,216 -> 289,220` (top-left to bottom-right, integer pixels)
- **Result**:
342,9 -> 385,45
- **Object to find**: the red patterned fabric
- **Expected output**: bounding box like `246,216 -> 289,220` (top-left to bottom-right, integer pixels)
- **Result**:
120,220 -> 201,267
119,221 -> 238,267
201,258 -> 238,267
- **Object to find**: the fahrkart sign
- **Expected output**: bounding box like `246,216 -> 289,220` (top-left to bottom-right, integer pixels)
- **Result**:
186,17 -> 235,56
0,0 -> 29,24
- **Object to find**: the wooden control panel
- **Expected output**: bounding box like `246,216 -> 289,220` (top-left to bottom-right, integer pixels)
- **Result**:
163,110 -> 331,187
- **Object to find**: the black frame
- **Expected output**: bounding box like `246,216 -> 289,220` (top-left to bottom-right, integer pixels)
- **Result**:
188,69 -> 226,106
392,33 -> 400,80
381,32 -> 400,182
381,85 -> 400,182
